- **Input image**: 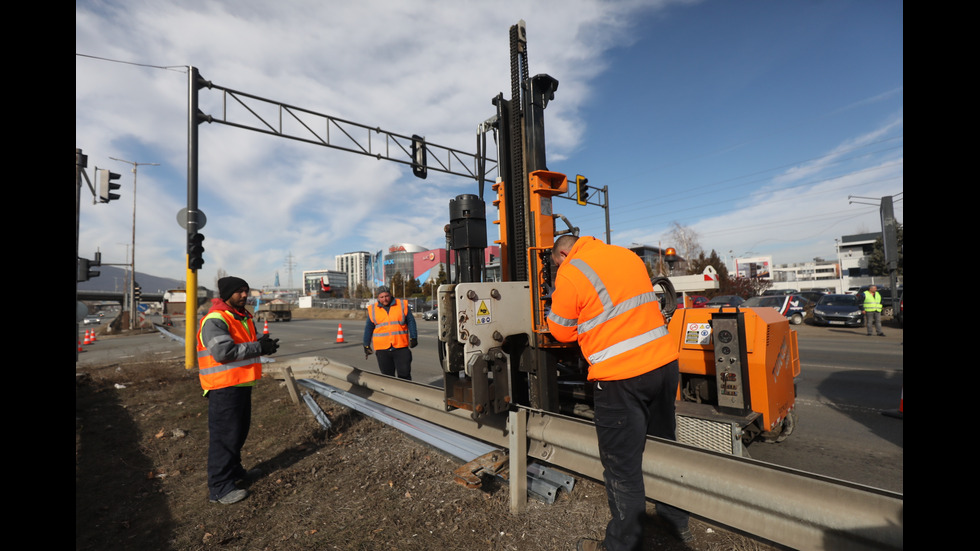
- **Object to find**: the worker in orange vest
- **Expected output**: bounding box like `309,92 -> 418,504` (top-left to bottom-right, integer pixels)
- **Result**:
547,236 -> 692,550
363,285 -> 417,380
197,276 -> 279,504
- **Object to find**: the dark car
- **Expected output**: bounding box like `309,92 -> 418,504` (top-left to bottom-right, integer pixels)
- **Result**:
421,309 -> 438,321
704,295 -> 745,308
742,294 -> 811,325
856,286 -> 897,318
799,290 -> 827,304
813,294 -> 865,327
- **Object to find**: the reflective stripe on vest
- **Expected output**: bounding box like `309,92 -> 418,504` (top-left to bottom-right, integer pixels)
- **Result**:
369,299 -> 410,349
863,292 -> 883,312
565,257 -> 669,365
197,310 -> 261,390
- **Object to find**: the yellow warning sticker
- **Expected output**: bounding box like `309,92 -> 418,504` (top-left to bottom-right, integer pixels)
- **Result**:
476,300 -> 491,324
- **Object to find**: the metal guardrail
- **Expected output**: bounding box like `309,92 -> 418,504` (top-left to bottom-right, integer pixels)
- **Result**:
271,357 -> 903,551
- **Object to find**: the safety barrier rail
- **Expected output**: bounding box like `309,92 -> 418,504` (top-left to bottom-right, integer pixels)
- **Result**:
272,358 -> 902,551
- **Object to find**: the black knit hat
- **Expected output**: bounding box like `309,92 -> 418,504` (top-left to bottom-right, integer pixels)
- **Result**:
218,276 -> 249,301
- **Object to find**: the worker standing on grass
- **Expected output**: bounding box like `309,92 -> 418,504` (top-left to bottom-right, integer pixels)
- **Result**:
363,285 -> 418,380
197,276 -> 279,505
547,235 -> 693,550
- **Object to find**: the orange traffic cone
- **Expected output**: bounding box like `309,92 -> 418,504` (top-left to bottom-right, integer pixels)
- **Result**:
335,324 -> 346,343
78,340 -> 84,352
88,329 -> 97,343
263,320 -> 270,336
83,330 -> 92,345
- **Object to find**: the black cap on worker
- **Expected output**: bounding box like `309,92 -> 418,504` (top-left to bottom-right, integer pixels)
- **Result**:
219,276 -> 249,302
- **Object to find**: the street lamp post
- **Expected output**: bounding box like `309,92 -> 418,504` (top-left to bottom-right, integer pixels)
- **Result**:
111,157 -> 159,330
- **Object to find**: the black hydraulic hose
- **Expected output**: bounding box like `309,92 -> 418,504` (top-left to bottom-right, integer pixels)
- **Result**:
651,276 -> 677,319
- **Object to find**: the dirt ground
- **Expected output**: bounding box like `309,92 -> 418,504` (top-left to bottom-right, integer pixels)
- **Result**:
75,345 -> 782,551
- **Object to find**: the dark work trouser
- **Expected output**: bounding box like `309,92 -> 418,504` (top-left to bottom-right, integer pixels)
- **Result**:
592,360 -> 689,551
207,385 -> 252,500
376,346 -> 412,380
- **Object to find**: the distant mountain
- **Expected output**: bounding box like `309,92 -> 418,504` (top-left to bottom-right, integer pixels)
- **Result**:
78,265 -> 189,294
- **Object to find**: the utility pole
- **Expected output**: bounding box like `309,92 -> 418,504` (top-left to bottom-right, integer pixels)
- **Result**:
110,157 -> 159,330
76,148 -> 86,360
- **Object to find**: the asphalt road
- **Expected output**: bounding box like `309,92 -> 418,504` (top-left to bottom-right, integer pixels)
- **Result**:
746,321 -> 903,493
76,314 -> 903,494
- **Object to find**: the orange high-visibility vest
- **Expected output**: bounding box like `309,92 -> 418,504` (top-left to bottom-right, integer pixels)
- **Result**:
368,299 -> 410,350
197,310 -> 262,391
548,237 -> 678,381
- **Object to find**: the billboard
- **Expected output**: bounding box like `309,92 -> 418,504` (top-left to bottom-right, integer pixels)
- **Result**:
734,256 -> 772,279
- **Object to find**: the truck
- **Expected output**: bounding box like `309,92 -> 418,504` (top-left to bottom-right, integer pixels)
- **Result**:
433,21 -> 799,455
255,300 -> 292,322
162,288 -> 215,327
162,289 -> 187,326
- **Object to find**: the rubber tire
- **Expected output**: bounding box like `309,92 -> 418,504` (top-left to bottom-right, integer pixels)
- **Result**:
789,312 -> 803,325
774,410 -> 798,443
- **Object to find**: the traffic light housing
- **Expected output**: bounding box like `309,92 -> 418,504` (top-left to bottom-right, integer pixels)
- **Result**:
98,169 -> 122,203
188,232 -> 205,270
575,174 -> 590,205
77,252 -> 101,282
411,134 -> 427,179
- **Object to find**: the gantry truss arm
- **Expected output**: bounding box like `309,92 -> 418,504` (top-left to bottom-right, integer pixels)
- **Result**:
195,75 -> 497,183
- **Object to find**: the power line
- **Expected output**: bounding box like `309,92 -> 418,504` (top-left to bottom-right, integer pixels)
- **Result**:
75,52 -> 186,73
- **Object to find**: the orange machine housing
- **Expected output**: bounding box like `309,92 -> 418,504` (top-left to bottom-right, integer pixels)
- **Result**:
667,306 -> 800,435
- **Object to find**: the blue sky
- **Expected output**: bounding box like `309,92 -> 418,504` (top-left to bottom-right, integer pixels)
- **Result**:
76,0 -> 903,290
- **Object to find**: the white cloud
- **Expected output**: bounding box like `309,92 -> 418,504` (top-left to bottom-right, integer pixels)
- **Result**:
78,0 -> 901,285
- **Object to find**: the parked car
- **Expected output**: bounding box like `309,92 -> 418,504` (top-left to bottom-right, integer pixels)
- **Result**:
704,295 -> 745,308
856,286 -> 897,318
762,289 -> 799,296
799,291 -> 827,304
742,294 -> 811,325
895,292 -> 903,327
675,295 -> 708,309
812,294 -> 865,327
421,309 -> 438,321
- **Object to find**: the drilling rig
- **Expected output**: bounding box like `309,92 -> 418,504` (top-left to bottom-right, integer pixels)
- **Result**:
436,21 -> 798,454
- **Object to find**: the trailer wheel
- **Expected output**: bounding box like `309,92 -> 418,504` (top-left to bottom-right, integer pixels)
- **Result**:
774,410 -> 798,443
760,409 -> 797,444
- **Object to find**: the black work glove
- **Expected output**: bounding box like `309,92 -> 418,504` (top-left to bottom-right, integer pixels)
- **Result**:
410,338 -> 418,348
364,345 -> 373,359
259,335 -> 280,355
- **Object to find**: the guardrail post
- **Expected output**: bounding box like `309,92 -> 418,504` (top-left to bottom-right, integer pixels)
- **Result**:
509,408 -> 527,514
